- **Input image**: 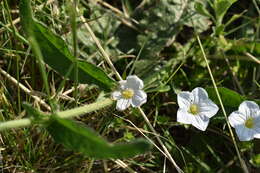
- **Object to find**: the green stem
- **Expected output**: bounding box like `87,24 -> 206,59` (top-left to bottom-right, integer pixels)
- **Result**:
0,118 -> 31,131
70,0 -> 79,105
0,98 -> 114,131
57,98 -> 113,118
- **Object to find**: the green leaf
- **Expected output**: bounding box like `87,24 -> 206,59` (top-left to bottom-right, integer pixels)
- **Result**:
184,0 -> 212,33
47,116 -> 152,159
19,0 -> 115,91
228,40 -> 260,57
214,0 -> 237,25
72,3 -> 120,62
206,87 -> 260,113
206,87 -> 246,107
19,0 -> 34,36
116,0 -> 210,63
250,154 -> 260,167
22,103 -> 45,119
194,2 -> 213,19
146,85 -> 171,93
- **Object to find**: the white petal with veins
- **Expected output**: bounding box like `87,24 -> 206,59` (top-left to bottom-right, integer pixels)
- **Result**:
192,87 -> 208,103
116,99 -> 131,111
177,92 -> 192,109
112,91 -> 122,100
177,109 -> 192,124
199,100 -> 219,118
191,115 -> 209,131
228,101 -> 260,141
126,75 -> 144,90
228,111 -> 246,127
177,87 -> 219,131
112,75 -> 147,111
131,90 -> 147,107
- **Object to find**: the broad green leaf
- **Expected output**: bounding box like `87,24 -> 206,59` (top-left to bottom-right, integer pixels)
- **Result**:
19,0 -> 115,91
194,2 -> 213,19
206,87 -> 245,107
214,0 -> 237,25
184,0 -> 212,33
47,116 -> 152,159
206,87 -> 260,107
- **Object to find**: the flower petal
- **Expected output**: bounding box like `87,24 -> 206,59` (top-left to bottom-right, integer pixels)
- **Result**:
235,125 -> 254,141
253,117 -> 260,138
177,91 -> 192,109
228,111 -> 246,127
198,99 -> 219,118
191,115 -> 209,131
192,87 -> 208,103
239,101 -> 259,119
126,75 -> 144,90
116,99 -> 131,111
112,91 -> 122,100
253,128 -> 260,139
177,108 -> 192,124
131,90 -> 147,107
118,80 -> 127,90
177,109 -> 210,131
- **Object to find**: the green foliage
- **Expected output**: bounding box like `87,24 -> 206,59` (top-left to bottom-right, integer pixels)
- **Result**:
194,2 -> 213,19
213,0 -> 237,26
250,154 -> 260,167
206,87 -> 245,107
117,0 -> 210,59
19,0 -> 115,91
195,0 -> 238,35
182,146 -> 211,172
47,116 -> 152,159
228,40 -> 260,56
206,87 -> 260,107
22,103 -> 46,122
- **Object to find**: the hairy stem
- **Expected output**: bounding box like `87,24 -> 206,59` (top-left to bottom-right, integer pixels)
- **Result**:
0,98 -> 114,131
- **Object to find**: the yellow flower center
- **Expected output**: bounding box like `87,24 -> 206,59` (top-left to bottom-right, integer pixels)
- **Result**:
245,117 -> 254,129
189,104 -> 199,115
121,89 -> 134,99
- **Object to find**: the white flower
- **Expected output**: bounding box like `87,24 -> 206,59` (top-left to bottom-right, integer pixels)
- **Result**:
177,87 -> 219,131
112,75 -> 147,111
228,101 -> 260,141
